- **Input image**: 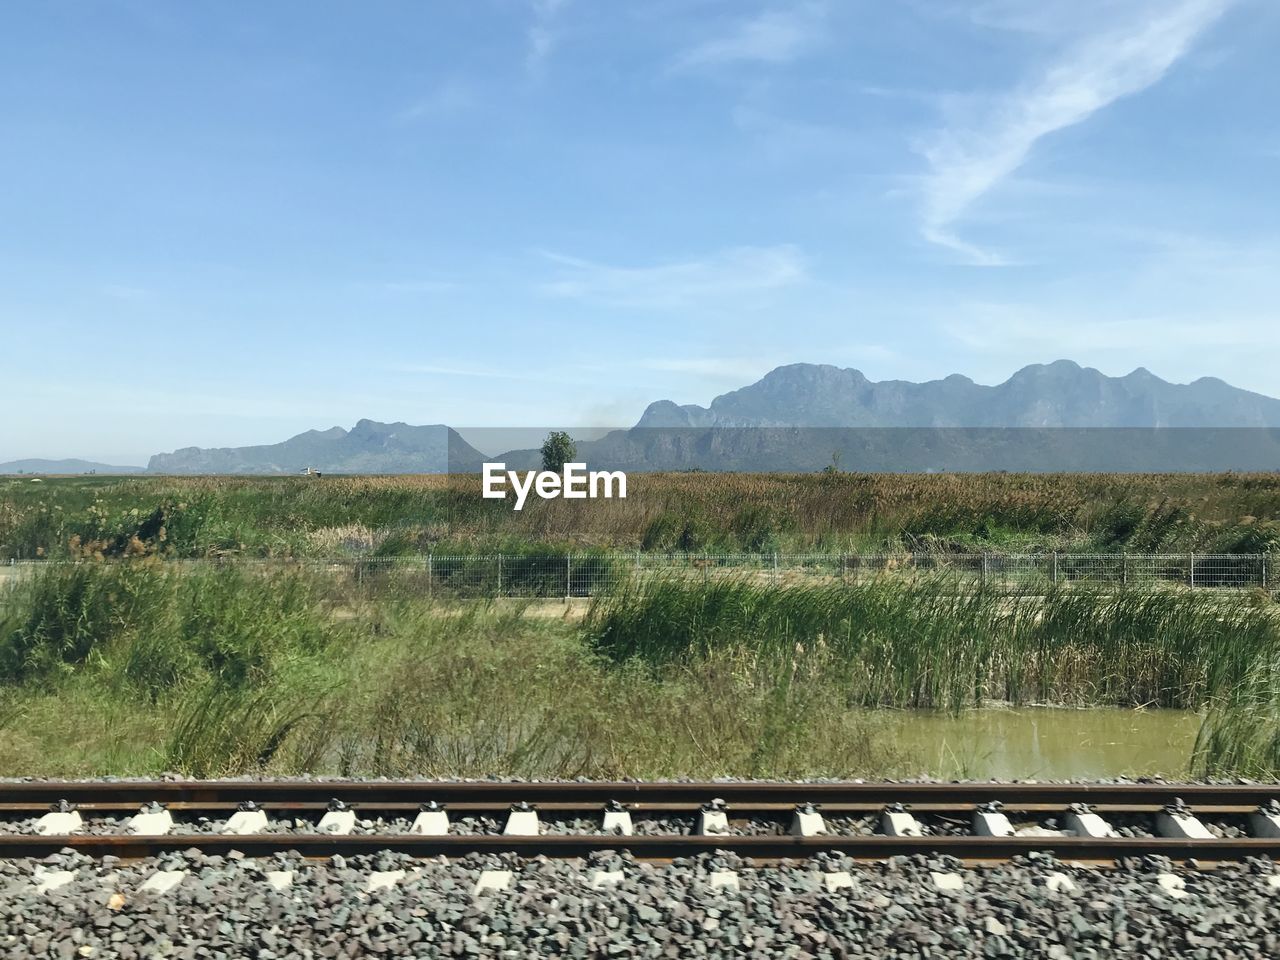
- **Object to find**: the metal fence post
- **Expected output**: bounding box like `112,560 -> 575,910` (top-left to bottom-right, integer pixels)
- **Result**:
1189,552 -> 1195,589
566,553 -> 571,602
773,552 -> 779,586
1264,553 -> 1270,589
1052,552 -> 1058,584
427,553 -> 433,600
981,553 -> 988,586
497,553 -> 503,597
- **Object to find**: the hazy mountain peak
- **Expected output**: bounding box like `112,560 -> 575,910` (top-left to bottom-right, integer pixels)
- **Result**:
352,418 -> 400,433
636,399 -> 714,429
148,421 -> 483,474
300,426 -> 348,439
640,361 -> 1280,430
0,458 -> 145,475
1007,359 -> 1090,379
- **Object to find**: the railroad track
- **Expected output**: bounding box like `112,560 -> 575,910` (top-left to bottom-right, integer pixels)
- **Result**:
6,781 -> 1280,866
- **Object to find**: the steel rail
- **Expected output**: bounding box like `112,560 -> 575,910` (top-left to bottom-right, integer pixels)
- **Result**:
4,781 -> 1279,807
3,781 -> 1280,866
0,801 -> 1268,815
2,833 -> 1279,866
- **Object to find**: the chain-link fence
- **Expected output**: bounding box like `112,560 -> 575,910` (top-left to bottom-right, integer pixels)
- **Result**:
2,552 -> 1276,600
634,552 -> 1275,591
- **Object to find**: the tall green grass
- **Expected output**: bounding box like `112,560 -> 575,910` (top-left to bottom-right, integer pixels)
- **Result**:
5,472 -> 1280,559
307,603 -> 889,780
1193,707 -> 1280,778
5,561 -> 1278,779
0,565 -> 902,779
165,675 -> 338,777
0,562 -> 333,695
0,562 -> 348,777
585,577 -> 1280,710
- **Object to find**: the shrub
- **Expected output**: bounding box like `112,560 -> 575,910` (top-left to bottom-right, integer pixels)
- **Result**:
540,432 -> 577,473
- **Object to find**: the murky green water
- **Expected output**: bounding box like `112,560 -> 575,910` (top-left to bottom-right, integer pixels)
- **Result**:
881,707 -> 1202,781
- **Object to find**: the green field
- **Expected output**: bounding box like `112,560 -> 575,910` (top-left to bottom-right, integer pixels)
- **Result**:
3,471 -> 1280,559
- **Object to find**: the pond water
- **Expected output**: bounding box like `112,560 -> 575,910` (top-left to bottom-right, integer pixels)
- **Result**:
881,707 -> 1202,781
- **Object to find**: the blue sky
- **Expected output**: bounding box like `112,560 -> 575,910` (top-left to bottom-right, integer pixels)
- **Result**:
2,0 -> 1278,464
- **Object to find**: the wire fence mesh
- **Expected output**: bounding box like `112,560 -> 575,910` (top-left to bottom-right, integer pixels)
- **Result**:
1,552 -> 1276,603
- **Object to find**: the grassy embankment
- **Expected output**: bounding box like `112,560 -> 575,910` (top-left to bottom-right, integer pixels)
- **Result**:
2,562 -> 1277,779
0,563 -> 892,779
3,473 -> 1280,560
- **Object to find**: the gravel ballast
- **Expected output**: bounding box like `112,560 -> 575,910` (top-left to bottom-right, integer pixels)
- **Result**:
4,849 -> 1280,958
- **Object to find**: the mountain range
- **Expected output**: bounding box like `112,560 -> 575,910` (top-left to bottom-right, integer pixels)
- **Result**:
634,360 -> 1280,429
5,361 -> 1280,474
0,458 -> 146,475
144,420 -> 486,475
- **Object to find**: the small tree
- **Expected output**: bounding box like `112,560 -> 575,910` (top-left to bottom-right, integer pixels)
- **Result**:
541,431 -> 577,472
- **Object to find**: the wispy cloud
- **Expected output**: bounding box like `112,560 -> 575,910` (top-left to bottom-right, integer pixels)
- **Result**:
731,104 -> 865,161
527,0 -> 572,74
946,306 -> 1278,355
639,346 -> 902,389
673,3 -> 827,71
101,284 -> 155,302
537,245 -> 807,308
369,280 -> 457,294
393,363 -> 553,382
395,81 -> 473,124
641,357 -> 776,381
918,0 -> 1234,264
939,231 -> 1280,392
960,0 -> 1135,37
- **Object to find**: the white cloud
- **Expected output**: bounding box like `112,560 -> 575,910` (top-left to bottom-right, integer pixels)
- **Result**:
392,363 -> 556,382
945,307 -> 1277,356
918,0 -> 1234,264
731,104 -> 865,161
960,0 -> 1134,37
528,0 -> 572,73
101,284 -> 155,302
395,81 -> 473,123
641,357 -> 776,381
537,245 -> 807,308
940,307 -> 1280,400
938,237 -> 1280,391
674,3 -> 827,70
368,280 -> 457,294
643,346 -> 901,381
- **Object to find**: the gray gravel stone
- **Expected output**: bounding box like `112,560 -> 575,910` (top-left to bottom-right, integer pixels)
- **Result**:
5,849 -> 1280,958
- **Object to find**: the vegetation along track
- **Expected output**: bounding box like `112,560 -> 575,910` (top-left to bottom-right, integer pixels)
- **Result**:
7,781 -> 1280,867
